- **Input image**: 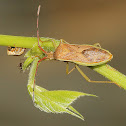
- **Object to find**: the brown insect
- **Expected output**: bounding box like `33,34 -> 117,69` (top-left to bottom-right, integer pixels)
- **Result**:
44,39 -> 113,83
32,5 -> 113,101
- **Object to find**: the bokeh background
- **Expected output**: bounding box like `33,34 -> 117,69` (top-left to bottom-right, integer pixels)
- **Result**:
0,0 -> 126,126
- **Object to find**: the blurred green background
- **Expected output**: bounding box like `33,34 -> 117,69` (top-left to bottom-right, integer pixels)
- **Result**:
0,0 -> 126,126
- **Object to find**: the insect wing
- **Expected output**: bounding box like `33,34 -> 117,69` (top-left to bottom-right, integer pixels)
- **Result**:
54,43 -> 113,66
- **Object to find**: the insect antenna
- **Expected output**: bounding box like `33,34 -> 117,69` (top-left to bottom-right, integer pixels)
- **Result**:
33,5 -> 47,102
37,5 -> 47,54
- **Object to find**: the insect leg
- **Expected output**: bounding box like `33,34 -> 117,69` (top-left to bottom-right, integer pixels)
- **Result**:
50,39 -> 68,50
60,39 -> 69,44
66,62 -> 76,75
52,40 -> 57,49
93,43 -> 101,48
75,64 -> 113,83
33,56 -> 47,102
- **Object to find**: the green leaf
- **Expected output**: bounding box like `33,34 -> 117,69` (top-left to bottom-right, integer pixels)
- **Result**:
24,43 -> 43,57
27,84 -> 96,120
27,57 -> 97,120
22,42 -> 45,71
37,90 -> 96,107
22,57 -> 34,71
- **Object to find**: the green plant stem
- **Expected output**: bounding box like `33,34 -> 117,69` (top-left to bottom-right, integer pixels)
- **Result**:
90,64 -> 126,89
0,34 -> 126,89
0,35 -> 37,48
0,34 -> 60,49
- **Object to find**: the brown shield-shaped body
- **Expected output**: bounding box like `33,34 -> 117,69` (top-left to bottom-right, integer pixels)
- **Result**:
53,43 -> 113,66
